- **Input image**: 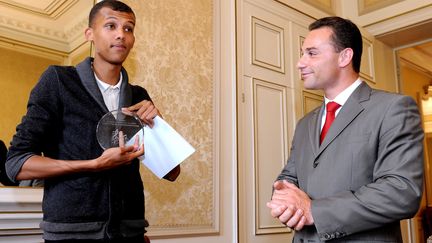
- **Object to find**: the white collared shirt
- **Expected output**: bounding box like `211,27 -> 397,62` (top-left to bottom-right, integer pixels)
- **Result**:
320,79 -> 362,130
94,72 -> 123,112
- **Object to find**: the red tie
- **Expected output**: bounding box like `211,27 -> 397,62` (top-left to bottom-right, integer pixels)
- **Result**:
320,102 -> 341,144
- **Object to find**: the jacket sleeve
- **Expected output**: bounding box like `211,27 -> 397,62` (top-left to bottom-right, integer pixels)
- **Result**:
276,133 -> 299,186
6,66 -> 61,182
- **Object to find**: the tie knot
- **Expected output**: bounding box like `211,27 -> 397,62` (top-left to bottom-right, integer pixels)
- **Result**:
326,102 -> 341,113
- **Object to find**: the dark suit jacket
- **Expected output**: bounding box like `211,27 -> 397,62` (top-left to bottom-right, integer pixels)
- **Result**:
277,82 -> 424,242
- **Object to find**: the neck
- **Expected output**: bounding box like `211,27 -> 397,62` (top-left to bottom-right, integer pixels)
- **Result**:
92,59 -> 122,85
324,72 -> 359,100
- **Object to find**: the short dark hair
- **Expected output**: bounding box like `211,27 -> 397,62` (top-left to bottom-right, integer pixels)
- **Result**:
88,0 -> 135,27
309,16 -> 362,73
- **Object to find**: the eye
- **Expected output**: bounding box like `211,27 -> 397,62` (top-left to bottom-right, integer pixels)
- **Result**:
124,26 -> 134,33
105,23 -> 115,30
306,50 -> 317,56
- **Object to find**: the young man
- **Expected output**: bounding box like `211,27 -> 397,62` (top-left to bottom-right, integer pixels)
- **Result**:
6,1 -> 178,242
267,17 -> 424,242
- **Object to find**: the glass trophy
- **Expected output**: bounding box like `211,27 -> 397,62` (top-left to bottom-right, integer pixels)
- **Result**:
96,109 -> 144,150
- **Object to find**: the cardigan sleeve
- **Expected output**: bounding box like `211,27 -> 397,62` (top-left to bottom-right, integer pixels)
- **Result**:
6,66 -> 62,182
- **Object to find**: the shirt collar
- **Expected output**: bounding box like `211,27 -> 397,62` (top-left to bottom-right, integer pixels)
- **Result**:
94,72 -> 123,92
324,78 -> 362,106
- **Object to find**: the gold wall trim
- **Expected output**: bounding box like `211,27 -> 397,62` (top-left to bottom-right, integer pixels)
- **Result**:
0,36 -> 66,61
358,0 -> 404,15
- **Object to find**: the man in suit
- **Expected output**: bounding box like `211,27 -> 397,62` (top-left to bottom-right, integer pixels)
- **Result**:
267,16 -> 424,242
6,1 -> 178,242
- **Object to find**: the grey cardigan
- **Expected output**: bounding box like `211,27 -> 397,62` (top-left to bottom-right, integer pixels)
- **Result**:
6,57 -> 150,240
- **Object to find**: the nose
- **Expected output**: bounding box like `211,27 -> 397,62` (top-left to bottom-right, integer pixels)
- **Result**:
297,55 -> 306,70
116,29 -> 125,40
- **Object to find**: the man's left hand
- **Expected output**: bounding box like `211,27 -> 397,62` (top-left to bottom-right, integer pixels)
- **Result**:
127,100 -> 160,128
267,180 -> 314,231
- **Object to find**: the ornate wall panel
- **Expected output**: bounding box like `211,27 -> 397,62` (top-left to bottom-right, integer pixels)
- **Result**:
123,0 -> 216,236
252,17 -> 285,73
302,91 -> 323,115
252,78 -> 290,234
360,37 -> 376,83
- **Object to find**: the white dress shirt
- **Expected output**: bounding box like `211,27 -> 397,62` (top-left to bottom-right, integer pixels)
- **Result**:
94,73 -> 123,112
321,79 -> 362,131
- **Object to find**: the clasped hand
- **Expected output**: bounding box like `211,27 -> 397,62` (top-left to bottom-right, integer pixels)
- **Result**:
267,180 -> 314,231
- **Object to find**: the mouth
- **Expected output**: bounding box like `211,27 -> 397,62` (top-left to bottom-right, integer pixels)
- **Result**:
111,44 -> 127,50
300,72 -> 312,79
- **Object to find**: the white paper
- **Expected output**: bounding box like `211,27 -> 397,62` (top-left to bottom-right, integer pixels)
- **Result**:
126,116 -> 195,178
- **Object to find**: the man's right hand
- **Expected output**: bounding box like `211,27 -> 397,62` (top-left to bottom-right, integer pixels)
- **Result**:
92,143 -> 143,171
92,131 -> 143,171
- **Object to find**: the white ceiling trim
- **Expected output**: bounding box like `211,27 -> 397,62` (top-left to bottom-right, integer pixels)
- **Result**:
0,8 -> 88,53
363,5 -> 432,36
0,0 -> 79,19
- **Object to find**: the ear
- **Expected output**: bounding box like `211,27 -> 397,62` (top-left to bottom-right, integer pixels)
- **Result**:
338,48 -> 354,68
85,27 -> 93,42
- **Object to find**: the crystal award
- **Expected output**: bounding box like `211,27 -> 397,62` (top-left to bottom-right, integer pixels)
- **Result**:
96,109 -> 144,150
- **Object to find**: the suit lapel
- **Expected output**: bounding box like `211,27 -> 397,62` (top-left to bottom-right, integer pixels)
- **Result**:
308,105 -> 323,159
76,57 -> 108,112
76,57 -> 133,112
313,82 -> 372,164
118,68 -> 133,109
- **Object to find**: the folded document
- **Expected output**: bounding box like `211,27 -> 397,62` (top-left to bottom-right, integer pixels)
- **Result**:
126,116 -> 195,178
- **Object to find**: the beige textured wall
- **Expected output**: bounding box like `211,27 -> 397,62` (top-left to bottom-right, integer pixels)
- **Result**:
122,0 -> 214,231
0,47 -> 62,145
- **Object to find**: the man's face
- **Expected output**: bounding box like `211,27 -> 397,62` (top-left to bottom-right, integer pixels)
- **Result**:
85,7 -> 136,65
297,27 -> 341,91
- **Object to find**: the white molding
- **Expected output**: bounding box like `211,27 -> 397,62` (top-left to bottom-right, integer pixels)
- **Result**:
0,188 -> 43,238
0,0 -> 79,19
274,0 -> 328,20
0,36 -> 67,61
364,5 -> 432,36
0,188 -> 43,204
0,8 -> 88,53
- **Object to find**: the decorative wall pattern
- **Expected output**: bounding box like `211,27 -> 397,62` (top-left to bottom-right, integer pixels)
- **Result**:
122,0 -> 215,234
